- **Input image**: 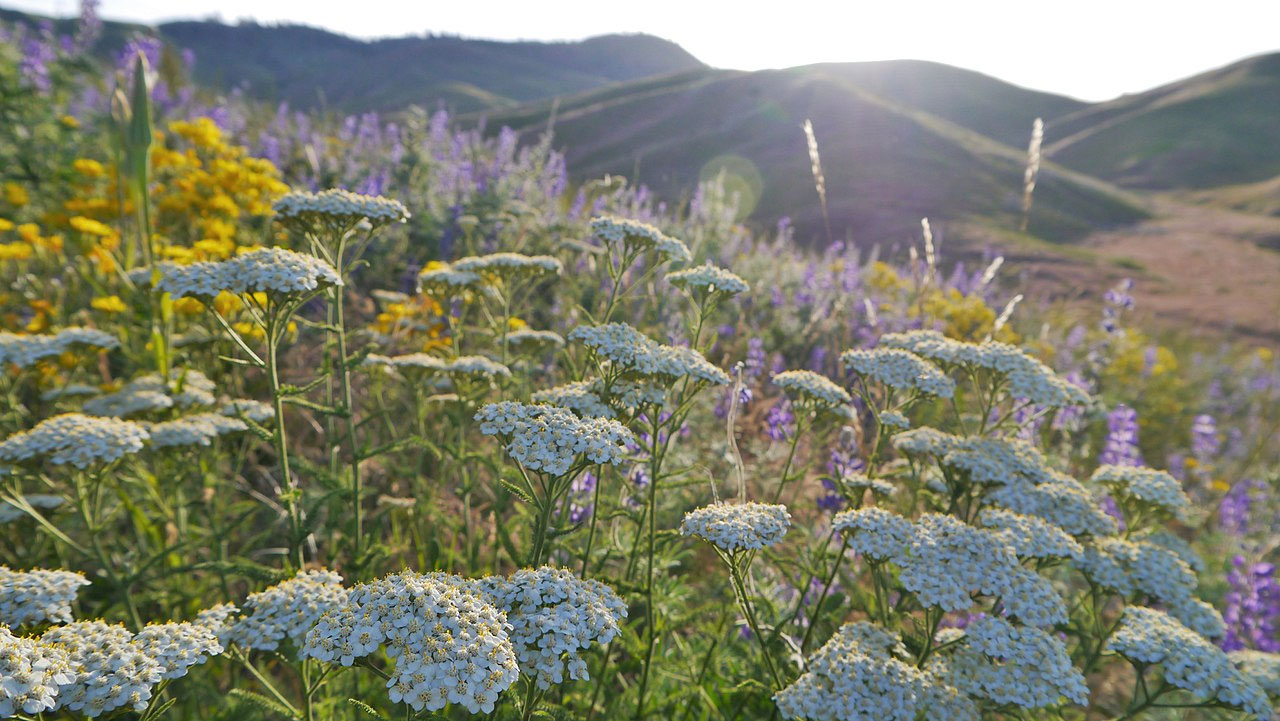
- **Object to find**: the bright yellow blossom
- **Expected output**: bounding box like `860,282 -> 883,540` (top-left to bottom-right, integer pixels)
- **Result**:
4,182 -> 28,207
91,296 -> 128,313
69,216 -> 115,237
73,158 -> 105,177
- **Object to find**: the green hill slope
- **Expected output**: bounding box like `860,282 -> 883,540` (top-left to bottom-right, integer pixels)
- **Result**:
157,22 -> 706,113
1044,53 -> 1280,189
490,66 -> 1147,244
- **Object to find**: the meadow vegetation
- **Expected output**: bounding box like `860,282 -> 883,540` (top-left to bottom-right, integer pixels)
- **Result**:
0,8 -> 1278,721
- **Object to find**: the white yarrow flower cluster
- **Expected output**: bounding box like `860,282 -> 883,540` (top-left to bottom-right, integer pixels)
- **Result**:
569,323 -> 729,385
985,472 -> 1118,537
363,353 -> 511,380
476,402 -> 634,476
1106,607 -> 1270,718
0,413 -> 149,468
944,615 -> 1088,708
772,370 -> 854,419
774,622 -> 976,721
474,567 -> 626,689
590,216 -> 692,263
0,328 -> 118,369
1090,465 -> 1191,520
0,567 -> 90,626
41,621 -> 164,717
157,247 -> 342,299
878,331 -> 1089,407
666,263 -> 750,296
453,252 -> 563,280
220,399 -> 275,423
832,507 -> 914,561
680,502 -> 792,553
532,381 -> 616,419
273,188 -> 409,227
978,509 -> 1084,561
841,348 -> 955,398
835,473 -> 895,498
505,328 -> 565,350
145,413 -> 248,448
417,264 -> 482,295
1231,650 -> 1280,696
0,625 -> 75,716
133,621 -> 224,680
228,569 -> 348,651
303,571 -> 518,714
83,370 -> 217,417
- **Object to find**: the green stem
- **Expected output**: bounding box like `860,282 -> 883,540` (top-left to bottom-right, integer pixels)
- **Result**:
267,309 -> 305,569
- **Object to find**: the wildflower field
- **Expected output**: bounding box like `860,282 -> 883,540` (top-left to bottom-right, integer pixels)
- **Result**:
2,9 -> 1280,721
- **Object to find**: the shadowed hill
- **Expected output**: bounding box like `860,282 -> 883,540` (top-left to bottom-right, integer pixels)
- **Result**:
488,66 -> 1147,245
157,21 -> 706,112
1044,52 -> 1280,189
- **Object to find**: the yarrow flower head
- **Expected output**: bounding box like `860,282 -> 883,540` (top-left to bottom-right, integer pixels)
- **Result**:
840,348 -> 955,398
680,502 -> 792,553
977,509 -> 1083,561
832,507 -> 914,561
0,625 -> 75,717
220,399 -> 275,423
590,216 -> 692,263
157,247 -> 342,299
228,569 -> 348,652
569,323 -> 729,385
774,622 -> 976,721
273,188 -> 409,230
144,413 -> 248,448
303,571 -> 518,714
505,328 -> 565,352
82,369 -> 217,417
0,414 -> 149,468
473,567 -> 627,689
133,621 -> 224,680
417,263 -> 482,296
1091,465 -> 1191,522
1106,607 -> 1270,718
666,262 -> 750,298
363,353 -> 511,381
41,621 -> 164,717
475,402 -> 634,476
772,370 -> 854,419
0,567 -> 90,626
878,331 -> 1089,407
942,615 -> 1089,708
1230,650 -> 1280,696
452,252 -> 563,282
984,472 -> 1119,537
0,328 -> 118,369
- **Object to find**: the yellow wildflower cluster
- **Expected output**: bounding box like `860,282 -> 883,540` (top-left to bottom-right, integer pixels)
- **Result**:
865,262 -> 1017,343
369,292 -> 451,353
150,118 -> 290,262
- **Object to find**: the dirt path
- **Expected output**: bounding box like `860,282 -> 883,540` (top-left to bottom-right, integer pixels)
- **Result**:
1080,198 -> 1280,343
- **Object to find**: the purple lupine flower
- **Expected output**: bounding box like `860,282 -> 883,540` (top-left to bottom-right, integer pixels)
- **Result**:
714,385 -> 753,420
568,472 -> 597,524
1100,403 -> 1144,467
1101,278 -> 1134,334
745,338 -> 767,380
1191,414 -> 1220,461
1222,556 -> 1280,652
20,33 -> 56,93
1220,479 -> 1267,537
770,286 -> 786,308
807,345 -> 828,373
765,400 -> 795,441
72,0 -> 102,55
1051,372 -> 1090,431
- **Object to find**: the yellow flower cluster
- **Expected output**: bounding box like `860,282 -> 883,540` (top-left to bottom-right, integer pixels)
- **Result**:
150,118 -> 290,262
369,290 -> 451,353
866,262 -> 1018,343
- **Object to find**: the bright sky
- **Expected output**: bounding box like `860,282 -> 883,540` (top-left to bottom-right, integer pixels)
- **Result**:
7,0 -> 1280,101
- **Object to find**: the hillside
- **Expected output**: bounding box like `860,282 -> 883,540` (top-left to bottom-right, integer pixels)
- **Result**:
488,65 -> 1147,244
157,23 -> 705,113
1044,52 -> 1280,189
0,7 -> 705,113
801,60 -> 1087,147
